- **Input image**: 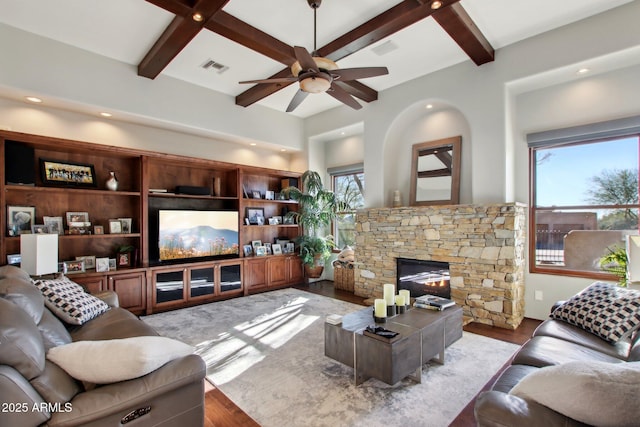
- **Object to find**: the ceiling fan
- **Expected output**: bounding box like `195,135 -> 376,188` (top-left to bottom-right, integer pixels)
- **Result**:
239,0 -> 389,112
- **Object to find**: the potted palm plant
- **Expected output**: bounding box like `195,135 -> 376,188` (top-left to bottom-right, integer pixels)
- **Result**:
285,170 -> 339,278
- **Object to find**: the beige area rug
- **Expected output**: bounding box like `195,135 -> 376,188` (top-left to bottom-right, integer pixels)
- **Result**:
142,288 -> 519,427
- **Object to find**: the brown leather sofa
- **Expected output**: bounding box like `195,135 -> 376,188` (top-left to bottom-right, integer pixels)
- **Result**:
0,265 -> 206,427
474,300 -> 640,426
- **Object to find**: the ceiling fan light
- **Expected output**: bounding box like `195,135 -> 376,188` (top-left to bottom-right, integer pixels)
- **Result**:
291,57 -> 338,77
300,75 -> 331,93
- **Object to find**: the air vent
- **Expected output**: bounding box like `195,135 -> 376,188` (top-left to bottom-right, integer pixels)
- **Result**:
371,40 -> 398,56
201,59 -> 229,74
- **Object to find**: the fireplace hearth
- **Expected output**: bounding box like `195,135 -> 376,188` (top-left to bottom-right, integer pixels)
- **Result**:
397,258 -> 450,299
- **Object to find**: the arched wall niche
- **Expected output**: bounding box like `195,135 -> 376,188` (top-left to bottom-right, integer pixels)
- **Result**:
382,100 -> 472,207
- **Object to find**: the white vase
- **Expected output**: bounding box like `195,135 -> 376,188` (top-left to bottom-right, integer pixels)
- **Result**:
106,171 -> 118,191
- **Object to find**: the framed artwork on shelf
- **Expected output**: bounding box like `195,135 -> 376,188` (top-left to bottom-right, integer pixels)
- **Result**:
251,240 -> 262,249
63,260 -> 85,274
75,255 -> 96,270
43,216 -> 63,235
66,211 -> 89,224
109,259 -> 117,271
246,207 -> 265,225
252,190 -> 262,199
255,246 -> 267,257
31,224 -> 49,234
118,218 -> 132,234
243,244 -> 253,257
40,158 -> 96,188
95,257 -> 110,273
265,190 -> 275,200
7,205 -> 35,236
7,254 -> 21,265
108,219 -> 122,234
117,252 -> 131,267
265,243 -> 272,255
94,225 -> 104,235
272,244 -> 282,255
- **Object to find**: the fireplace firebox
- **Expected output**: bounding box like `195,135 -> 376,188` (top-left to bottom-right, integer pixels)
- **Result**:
396,258 -> 450,299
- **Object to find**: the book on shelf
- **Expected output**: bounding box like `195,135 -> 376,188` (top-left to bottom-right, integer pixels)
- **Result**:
414,295 -> 455,310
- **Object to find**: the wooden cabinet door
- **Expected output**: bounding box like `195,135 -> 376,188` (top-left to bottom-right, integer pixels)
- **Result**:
268,256 -> 287,287
108,272 -> 146,314
245,258 -> 268,291
73,275 -> 107,294
287,256 -> 304,284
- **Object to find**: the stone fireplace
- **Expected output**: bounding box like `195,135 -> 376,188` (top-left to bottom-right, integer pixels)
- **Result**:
354,203 -> 526,329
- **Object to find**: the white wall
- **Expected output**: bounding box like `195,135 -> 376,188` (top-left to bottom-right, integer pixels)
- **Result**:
0,97 -> 296,171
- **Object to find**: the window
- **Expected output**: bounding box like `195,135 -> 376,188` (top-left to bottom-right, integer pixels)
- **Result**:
529,116 -> 640,279
330,165 -> 365,249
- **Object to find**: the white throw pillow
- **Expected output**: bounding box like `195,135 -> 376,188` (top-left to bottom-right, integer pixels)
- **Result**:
47,336 -> 194,383
510,360 -> 640,427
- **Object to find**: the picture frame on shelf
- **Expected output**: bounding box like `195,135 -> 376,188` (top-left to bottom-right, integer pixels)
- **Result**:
63,260 -> 85,274
268,217 -> 279,225
118,218 -> 132,234
94,225 -> 104,235
109,258 -> 117,271
285,242 -> 295,254
252,190 -> 261,199
265,243 -> 272,255
43,216 -> 63,235
265,190 -> 275,200
243,244 -> 253,257
75,255 -> 96,270
117,252 -> 131,267
40,158 -> 96,188
31,224 -> 49,234
7,205 -> 35,236
251,240 -> 262,249
95,257 -> 110,273
255,246 -> 267,257
7,254 -> 21,265
66,211 -> 89,224
272,244 -> 282,255
108,219 -> 122,234
246,207 -> 265,225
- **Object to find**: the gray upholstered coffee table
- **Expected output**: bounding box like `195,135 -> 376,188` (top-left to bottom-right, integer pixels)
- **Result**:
325,305 -> 463,385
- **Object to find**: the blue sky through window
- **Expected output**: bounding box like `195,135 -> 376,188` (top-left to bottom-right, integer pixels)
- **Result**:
536,137 -> 639,207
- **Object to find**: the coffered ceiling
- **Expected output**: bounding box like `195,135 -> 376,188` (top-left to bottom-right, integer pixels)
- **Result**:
0,0 -> 632,118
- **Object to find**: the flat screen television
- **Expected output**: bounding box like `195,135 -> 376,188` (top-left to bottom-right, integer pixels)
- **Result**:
157,209 -> 239,262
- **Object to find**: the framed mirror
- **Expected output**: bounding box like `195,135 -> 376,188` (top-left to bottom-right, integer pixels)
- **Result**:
410,136 -> 461,206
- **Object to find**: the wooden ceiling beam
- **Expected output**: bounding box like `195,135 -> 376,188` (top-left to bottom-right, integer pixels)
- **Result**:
432,2 -> 494,65
144,0 -> 193,17
138,0 -> 230,79
206,11 -> 297,67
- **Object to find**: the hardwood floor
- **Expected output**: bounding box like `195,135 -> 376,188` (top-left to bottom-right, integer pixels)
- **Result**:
202,281 -> 541,427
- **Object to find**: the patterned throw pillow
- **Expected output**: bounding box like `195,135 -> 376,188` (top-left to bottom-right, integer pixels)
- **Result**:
551,282 -> 640,343
32,276 -> 109,325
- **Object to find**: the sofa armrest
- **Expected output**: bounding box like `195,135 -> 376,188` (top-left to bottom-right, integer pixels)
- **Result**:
474,391 -> 589,427
0,365 -> 51,427
91,290 -> 119,308
47,354 -> 205,427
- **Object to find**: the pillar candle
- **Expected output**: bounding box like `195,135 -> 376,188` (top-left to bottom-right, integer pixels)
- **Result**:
395,294 -> 405,307
374,299 -> 387,318
399,289 -> 411,306
383,283 -> 395,305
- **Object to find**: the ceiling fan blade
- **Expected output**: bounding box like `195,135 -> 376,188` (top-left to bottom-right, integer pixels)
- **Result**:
286,89 -> 310,112
327,83 -> 362,110
331,67 -> 389,81
293,46 -> 319,72
239,77 -> 298,84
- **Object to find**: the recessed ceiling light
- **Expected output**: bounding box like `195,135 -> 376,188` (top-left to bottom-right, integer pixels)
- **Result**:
192,13 -> 203,22
577,68 -> 590,75
280,149 -> 287,152
426,104 -> 433,109
250,143 -> 257,146
25,96 -> 42,103
99,112 -> 112,117
431,1 -> 443,10
340,131 -> 346,136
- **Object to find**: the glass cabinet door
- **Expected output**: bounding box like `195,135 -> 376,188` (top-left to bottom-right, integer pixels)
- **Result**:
220,263 -> 242,293
155,270 -> 185,304
190,267 -> 215,298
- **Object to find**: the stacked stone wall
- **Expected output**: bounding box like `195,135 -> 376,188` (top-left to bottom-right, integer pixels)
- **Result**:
354,203 -> 526,329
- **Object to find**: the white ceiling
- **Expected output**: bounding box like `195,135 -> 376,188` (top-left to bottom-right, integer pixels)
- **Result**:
0,0 -> 633,118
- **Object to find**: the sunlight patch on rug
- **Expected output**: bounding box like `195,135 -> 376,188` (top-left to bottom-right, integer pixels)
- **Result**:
143,289 -> 519,426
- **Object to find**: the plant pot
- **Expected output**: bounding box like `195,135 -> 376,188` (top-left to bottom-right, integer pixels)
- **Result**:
305,264 -> 324,278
